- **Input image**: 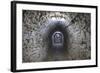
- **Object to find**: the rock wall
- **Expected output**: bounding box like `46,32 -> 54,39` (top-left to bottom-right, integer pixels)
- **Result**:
22,10 -> 91,62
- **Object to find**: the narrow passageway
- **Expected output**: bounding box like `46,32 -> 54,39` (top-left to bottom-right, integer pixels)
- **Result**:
48,31 -> 65,61
22,11 -> 91,62
44,21 -> 69,61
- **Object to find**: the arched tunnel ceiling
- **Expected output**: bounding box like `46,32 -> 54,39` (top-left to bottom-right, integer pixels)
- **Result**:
22,10 -> 91,62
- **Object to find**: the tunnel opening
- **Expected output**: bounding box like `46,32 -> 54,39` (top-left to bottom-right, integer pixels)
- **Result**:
52,31 -> 64,48
44,21 -> 68,61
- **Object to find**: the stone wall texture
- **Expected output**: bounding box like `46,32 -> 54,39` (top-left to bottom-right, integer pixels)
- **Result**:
22,10 -> 91,62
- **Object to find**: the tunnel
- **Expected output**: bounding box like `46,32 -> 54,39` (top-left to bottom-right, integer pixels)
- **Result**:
22,11 -> 91,62
41,18 -> 68,61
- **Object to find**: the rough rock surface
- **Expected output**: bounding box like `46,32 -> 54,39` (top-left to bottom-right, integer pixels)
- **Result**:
22,10 -> 91,62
